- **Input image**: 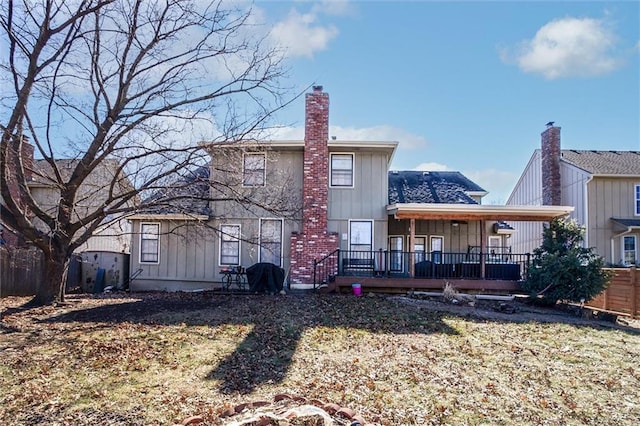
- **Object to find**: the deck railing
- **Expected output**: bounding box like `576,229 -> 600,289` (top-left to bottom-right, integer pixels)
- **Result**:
335,249 -> 531,281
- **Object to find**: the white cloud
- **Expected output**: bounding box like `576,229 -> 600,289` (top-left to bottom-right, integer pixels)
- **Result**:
463,168 -> 519,205
502,16 -> 621,79
269,7 -> 340,58
412,162 -> 450,171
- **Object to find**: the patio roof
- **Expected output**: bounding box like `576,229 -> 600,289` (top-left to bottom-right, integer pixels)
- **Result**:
386,203 -> 574,221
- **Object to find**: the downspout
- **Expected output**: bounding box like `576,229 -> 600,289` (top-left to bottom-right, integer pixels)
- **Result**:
583,175 -> 593,249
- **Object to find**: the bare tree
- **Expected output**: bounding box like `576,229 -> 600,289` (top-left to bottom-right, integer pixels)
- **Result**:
1,0 -> 291,305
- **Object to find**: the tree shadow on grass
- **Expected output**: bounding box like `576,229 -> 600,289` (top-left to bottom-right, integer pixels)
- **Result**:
34,292 -> 640,395
35,293 -> 457,394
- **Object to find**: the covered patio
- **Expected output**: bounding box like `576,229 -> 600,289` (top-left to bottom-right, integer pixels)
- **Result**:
316,204 -> 574,294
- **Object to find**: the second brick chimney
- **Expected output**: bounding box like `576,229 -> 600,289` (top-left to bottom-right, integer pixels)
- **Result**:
541,124 -> 561,206
289,86 -> 339,284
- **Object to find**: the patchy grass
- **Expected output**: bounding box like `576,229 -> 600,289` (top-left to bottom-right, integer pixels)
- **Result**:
1,292 -> 639,425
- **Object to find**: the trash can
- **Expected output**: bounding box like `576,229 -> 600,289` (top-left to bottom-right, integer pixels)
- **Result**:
352,283 -> 362,296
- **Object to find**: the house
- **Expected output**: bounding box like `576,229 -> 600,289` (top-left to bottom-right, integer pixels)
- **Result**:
0,136 -> 131,253
507,124 -> 640,266
128,87 -> 573,292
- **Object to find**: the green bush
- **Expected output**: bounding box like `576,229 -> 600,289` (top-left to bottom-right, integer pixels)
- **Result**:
522,217 -> 610,304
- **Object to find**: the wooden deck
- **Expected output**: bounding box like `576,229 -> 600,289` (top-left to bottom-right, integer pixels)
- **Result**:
329,276 -> 522,294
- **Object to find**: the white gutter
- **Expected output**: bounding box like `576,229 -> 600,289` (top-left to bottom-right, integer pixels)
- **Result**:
583,175 -> 593,249
127,213 -> 209,221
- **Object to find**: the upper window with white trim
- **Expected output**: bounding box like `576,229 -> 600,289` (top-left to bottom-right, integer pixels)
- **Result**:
220,224 -> 241,266
140,223 -> 160,264
243,153 -> 266,187
330,153 -> 354,187
635,184 -> 640,215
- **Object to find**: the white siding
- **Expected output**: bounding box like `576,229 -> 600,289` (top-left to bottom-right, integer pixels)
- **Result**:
506,150 -> 544,254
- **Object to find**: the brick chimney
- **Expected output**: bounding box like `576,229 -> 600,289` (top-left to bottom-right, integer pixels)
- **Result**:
541,124 -> 561,206
289,86 -> 339,284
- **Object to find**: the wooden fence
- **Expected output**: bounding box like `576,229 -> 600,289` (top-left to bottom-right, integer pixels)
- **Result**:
0,247 -> 45,297
586,267 -> 639,318
0,247 -> 82,297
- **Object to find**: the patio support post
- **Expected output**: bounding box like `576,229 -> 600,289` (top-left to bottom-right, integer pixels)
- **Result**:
409,218 -> 416,277
480,219 -> 486,279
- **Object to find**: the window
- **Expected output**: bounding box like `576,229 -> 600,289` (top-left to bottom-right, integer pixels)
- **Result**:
623,236 -> 637,266
389,236 -> 404,272
430,236 -> 443,264
413,236 -> 426,263
349,220 -> 373,252
635,184 -> 640,216
330,153 -> 354,187
243,153 -> 265,186
140,223 -> 159,263
259,219 -> 283,266
220,225 -> 240,266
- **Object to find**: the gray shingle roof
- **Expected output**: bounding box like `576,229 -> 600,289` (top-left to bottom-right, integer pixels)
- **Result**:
143,165 -> 211,216
388,171 -> 485,204
561,150 -> 640,175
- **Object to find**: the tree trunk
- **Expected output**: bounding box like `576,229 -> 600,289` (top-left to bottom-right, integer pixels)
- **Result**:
33,251 -> 69,305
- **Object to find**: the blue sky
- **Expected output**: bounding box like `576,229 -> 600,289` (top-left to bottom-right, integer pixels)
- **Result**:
258,0 -> 640,204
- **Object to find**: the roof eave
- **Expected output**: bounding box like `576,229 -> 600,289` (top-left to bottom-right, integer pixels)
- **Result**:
127,213 -> 209,221
386,203 -> 574,221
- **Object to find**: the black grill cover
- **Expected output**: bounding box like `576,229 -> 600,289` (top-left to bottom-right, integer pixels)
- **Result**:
246,262 -> 285,293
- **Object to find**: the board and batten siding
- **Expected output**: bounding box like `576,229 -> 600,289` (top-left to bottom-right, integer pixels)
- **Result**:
506,150 -> 545,255
587,177 -> 640,264
328,150 -> 391,252
559,162 -> 589,227
129,220 -> 218,292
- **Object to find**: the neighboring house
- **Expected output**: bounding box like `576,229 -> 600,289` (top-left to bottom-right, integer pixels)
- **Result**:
0,139 -> 131,253
30,159 -> 132,253
128,87 -> 572,292
507,124 -> 640,266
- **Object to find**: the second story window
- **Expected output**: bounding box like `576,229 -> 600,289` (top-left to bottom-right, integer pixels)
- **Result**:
635,184 -> 640,216
330,153 -> 354,187
243,153 -> 265,186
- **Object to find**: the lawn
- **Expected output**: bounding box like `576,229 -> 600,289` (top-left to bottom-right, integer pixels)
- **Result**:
1,292 -> 639,425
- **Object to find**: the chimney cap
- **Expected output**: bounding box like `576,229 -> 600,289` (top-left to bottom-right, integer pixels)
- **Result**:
312,85 -> 323,92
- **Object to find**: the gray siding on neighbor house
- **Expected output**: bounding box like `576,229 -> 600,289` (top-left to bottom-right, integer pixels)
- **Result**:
560,162 -> 589,227
586,177 -> 640,264
506,150 -> 545,255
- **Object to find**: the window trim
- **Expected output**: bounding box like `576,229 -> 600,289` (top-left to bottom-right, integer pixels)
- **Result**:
139,222 -> 160,264
622,235 -> 637,266
430,235 -> 444,264
259,218 -> 284,267
635,184 -> 640,216
388,235 -> 404,272
348,219 -> 373,252
219,224 -> 241,266
242,152 -> 266,187
330,152 -> 355,188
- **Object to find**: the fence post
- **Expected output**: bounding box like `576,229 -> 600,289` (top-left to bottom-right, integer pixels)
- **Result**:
630,267 -> 637,319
